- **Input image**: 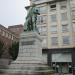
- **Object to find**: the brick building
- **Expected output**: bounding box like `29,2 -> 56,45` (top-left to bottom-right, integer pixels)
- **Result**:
8,24 -> 24,38
0,24 -> 18,59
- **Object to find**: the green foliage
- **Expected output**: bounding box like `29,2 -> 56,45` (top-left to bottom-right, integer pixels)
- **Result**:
9,42 -> 19,60
0,41 -> 4,58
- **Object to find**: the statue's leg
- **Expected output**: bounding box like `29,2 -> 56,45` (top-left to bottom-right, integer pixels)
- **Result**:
30,17 -> 33,31
31,22 -> 33,31
28,21 -> 30,31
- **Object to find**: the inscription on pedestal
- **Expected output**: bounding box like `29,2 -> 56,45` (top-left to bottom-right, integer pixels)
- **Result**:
21,41 -> 35,46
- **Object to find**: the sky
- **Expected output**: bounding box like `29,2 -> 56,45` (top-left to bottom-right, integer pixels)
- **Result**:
0,0 -> 30,27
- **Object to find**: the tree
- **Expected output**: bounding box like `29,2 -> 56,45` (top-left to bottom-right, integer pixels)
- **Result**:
9,42 -> 19,60
0,41 -> 4,58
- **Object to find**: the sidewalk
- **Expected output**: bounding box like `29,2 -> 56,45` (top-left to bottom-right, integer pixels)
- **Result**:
52,73 -> 73,75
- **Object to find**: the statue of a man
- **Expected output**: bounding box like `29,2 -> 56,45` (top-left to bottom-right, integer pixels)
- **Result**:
24,4 -> 40,32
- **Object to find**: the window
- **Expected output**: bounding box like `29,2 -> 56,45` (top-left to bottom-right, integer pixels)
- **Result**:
38,6 -> 47,14
42,37 -> 47,48
72,22 -> 75,32
41,16 -> 47,24
62,36 -> 70,45
8,33 -> 10,39
16,28 -> 19,31
60,1 -> 67,9
0,29 -> 1,32
37,16 -> 40,25
50,4 -> 56,11
9,34 -> 11,39
62,24 -> 69,32
32,0 -> 40,2
37,26 -> 42,33
42,26 -> 47,32
72,10 -> 75,20
37,15 -> 47,25
37,26 -> 47,33
61,12 -> 68,21
51,37 -> 58,46
12,35 -> 14,40
2,31 -> 5,36
50,25 -> 57,33
51,14 -> 57,22
70,0 -> 75,7
6,33 -> 8,37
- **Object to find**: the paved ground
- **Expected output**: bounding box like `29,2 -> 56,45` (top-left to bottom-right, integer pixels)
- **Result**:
52,73 -> 73,75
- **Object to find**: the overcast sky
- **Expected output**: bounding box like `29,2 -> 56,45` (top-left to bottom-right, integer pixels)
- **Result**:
0,0 -> 30,27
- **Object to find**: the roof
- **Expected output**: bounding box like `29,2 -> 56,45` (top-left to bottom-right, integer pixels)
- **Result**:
8,24 -> 23,28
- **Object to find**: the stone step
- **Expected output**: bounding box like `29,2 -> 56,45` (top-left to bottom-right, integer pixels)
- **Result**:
6,64 -> 54,74
6,69 -> 54,74
0,65 -> 9,69
8,64 -> 50,69
0,69 -> 7,74
0,74 -> 8,75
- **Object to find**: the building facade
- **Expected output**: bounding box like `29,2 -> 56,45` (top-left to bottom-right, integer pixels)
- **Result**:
0,24 -> 18,59
29,0 -> 75,74
8,24 -> 23,37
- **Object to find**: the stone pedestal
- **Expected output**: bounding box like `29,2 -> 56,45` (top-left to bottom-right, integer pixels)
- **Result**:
17,31 -> 42,64
7,32 -> 43,74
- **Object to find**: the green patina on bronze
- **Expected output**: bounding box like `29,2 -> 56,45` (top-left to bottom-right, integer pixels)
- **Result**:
24,4 -> 40,32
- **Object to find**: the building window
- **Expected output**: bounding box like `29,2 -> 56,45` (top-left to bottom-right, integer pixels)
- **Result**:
42,26 -> 47,32
51,14 -> 57,22
50,4 -> 56,11
37,26 -> 47,33
41,15 -> 47,24
60,1 -> 67,10
62,24 -> 69,32
38,6 -> 47,14
0,29 -> 1,32
42,37 -> 47,48
6,33 -> 8,37
2,31 -> 5,36
72,22 -> 75,32
37,26 -> 42,33
16,28 -> 19,31
9,34 -> 11,39
12,35 -> 14,40
72,10 -> 75,20
8,33 -> 10,39
37,16 -> 40,25
51,37 -> 58,46
70,0 -> 75,7
32,0 -> 40,2
62,36 -> 70,45
61,12 -> 68,21
50,25 -> 57,33
37,15 -> 47,25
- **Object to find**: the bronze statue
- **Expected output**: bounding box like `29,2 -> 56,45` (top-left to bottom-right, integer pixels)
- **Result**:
24,4 -> 40,32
